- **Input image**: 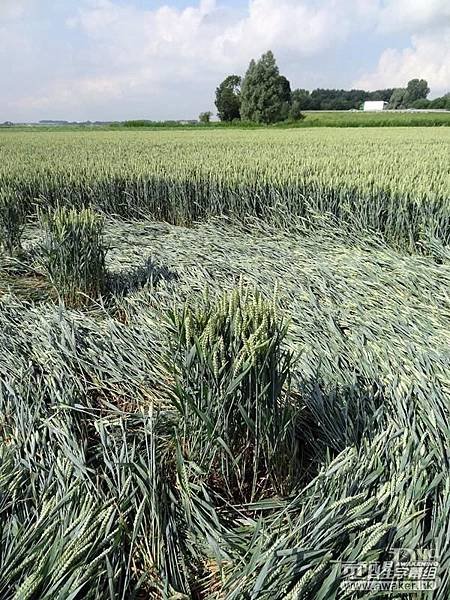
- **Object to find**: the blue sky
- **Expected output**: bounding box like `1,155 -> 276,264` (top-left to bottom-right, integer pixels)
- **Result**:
1,0 -> 449,121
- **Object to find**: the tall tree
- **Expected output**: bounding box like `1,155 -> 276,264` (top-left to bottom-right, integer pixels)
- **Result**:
240,51 -> 291,124
278,75 -> 292,103
290,89 -> 311,119
215,75 -> 241,122
278,75 -> 292,120
389,88 -> 407,109
404,78 -> 430,105
368,88 -> 395,103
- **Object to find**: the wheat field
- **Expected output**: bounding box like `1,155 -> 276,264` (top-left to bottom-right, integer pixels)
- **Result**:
1,127 -> 449,250
0,127 -> 449,599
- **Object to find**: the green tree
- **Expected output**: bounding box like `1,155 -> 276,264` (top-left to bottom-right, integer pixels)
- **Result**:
278,75 -> 292,120
288,102 -> 305,121
389,88 -> 407,109
404,78 -> 430,106
443,93 -> 450,110
215,75 -> 241,121
288,89 -> 307,120
240,59 -> 256,120
429,93 -> 450,110
410,98 -> 430,109
291,89 -> 312,110
240,51 -> 292,124
199,111 -> 213,124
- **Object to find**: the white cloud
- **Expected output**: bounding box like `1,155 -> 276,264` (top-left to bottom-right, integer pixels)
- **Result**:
355,28 -> 450,95
2,0 -> 450,120
0,0 -> 34,61
14,0 -> 359,118
0,0 -> 34,21
376,0 -> 450,34
67,0 -> 349,72
213,0 -> 351,60
355,1 -> 450,94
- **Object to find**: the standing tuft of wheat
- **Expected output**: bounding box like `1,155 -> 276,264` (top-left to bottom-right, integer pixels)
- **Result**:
0,188 -> 25,256
167,285 -> 300,502
38,205 -> 107,307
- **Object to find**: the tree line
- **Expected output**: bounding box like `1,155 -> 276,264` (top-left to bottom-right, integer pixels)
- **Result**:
206,51 -> 450,124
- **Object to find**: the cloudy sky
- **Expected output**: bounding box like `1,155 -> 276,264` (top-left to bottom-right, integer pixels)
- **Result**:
1,0 -> 449,121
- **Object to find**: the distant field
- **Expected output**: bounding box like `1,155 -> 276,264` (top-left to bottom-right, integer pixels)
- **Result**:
300,110 -> 450,127
120,111 -> 450,128
0,127 -> 449,251
2,109 -> 449,132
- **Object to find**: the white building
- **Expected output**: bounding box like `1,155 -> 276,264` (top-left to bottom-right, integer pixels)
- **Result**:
363,101 -> 388,112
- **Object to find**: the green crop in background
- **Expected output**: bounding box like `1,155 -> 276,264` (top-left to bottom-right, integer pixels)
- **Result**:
0,127 -> 448,251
